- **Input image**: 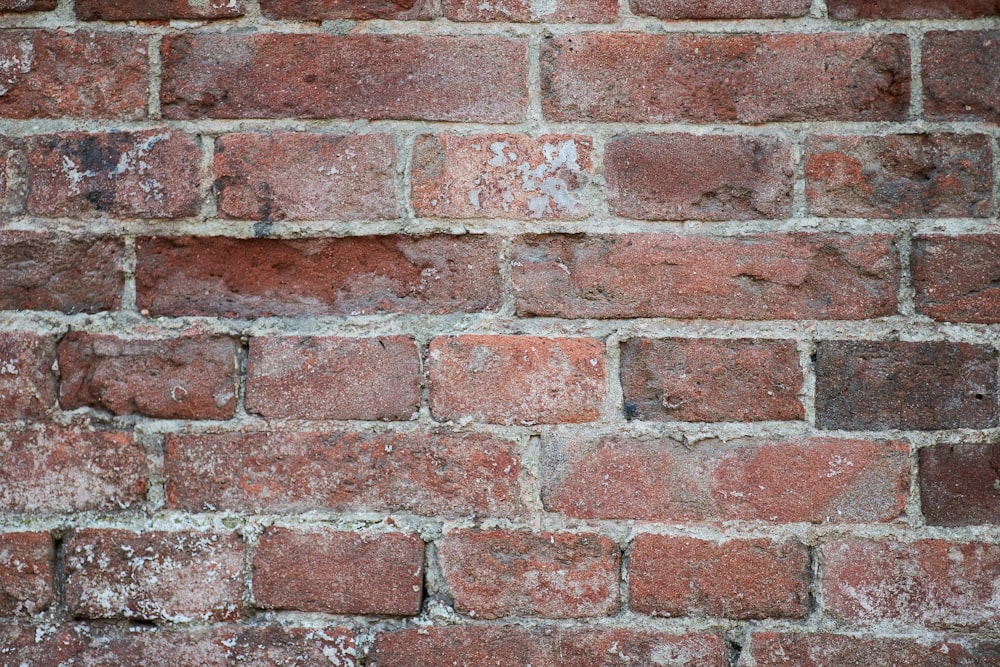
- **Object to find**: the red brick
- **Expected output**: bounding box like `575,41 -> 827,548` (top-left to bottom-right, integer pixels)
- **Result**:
214,132 -> 397,221
65,529 -> 245,622
543,436 -> 909,523
165,429 -> 520,516
0,0 -> 57,11
57,333 -> 237,420
630,536 -> 809,620
161,34 -> 527,122
630,0 -> 810,17
0,233 -> 123,313
412,134 -> 593,220
443,0 -> 617,22
135,235 -> 502,318
438,529 -> 619,619
744,632 -> 1000,667
0,425 -> 147,513
252,527 -> 423,615
429,335 -> 606,425
815,341 -> 998,430
620,338 -> 804,422
245,336 -> 420,420
26,130 -> 201,219
512,233 -> 900,320
371,626 -> 727,667
262,0 -> 434,18
830,0 -> 999,19
0,532 -> 53,616
923,31 -> 1000,123
913,235 -> 1000,324
605,134 -> 794,221
542,33 -> 909,123
77,0 -> 245,19
0,331 -> 55,420
820,538 -> 1000,630
0,31 -> 147,119
805,134 -> 993,218
921,443 -> 1000,526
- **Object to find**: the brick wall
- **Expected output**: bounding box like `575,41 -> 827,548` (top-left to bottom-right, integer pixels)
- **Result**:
0,0 -> 998,664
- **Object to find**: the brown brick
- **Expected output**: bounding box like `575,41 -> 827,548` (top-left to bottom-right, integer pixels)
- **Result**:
438,529 -> 619,619
429,335 -> 606,425
921,443 -> 1000,526
252,527 -> 423,616
161,34 -> 527,122
165,430 -> 521,516
923,31 -> 1000,123
245,336 -> 420,421
0,0 -> 57,11
605,134 -> 794,221
77,0 -> 245,19
543,436 -> 909,523
0,233 -> 123,313
815,341 -> 998,430
57,333 -> 237,420
443,0 -> 617,22
620,338 -> 804,422
371,626 -> 727,667
743,632 -> 1000,667
830,0 -> 999,19
26,130 -> 202,219
630,536 -> 809,620
542,33 -> 909,122
0,532 -> 53,616
512,233 -> 900,320
820,538 -> 1000,630
913,235 -> 1000,324
135,235 -> 502,318
805,134 -> 994,218
65,529 -> 245,622
412,133 -> 593,220
262,0 -> 434,19
0,331 -> 55,420
214,132 -> 397,221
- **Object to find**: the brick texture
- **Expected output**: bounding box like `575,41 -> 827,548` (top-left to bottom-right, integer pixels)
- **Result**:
443,0 -> 617,22
0,0 -> 57,11
0,331 -> 55,420
912,235 -> 1000,324
923,31 -> 1000,123
631,0 -> 811,18
743,632 -> 1000,666
262,0 -> 434,19
0,532 -> 53,616
829,0 -> 1000,18
920,443 -> 1000,526
77,0 -> 245,19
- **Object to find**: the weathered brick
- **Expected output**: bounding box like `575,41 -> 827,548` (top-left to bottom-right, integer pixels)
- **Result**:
371,626 -> 727,667
438,529 -> 619,619
742,632 -> 1000,667
605,134 -> 794,221
429,335 -> 606,425
214,132 -> 397,221
830,0 -> 1000,19
923,31 -> 1000,123
512,233 -> 900,320
0,31 -> 147,119
77,0 -> 245,20
443,0 -> 617,22
542,33 -> 909,122
912,235 -> 1000,324
0,532 -> 53,616
165,430 -> 521,516
245,336 -> 420,421
135,235 -> 502,318
0,0 -> 57,11
252,527 -> 423,616
0,425 -> 147,513
0,233 -> 124,313
161,34 -> 527,122
805,134 -> 994,218
0,331 -> 55,420
262,0 -> 434,19
26,130 -> 202,219
631,0 -> 809,17
630,536 -> 810,620
921,443 -> 1000,526
820,538 -> 1000,631
620,338 -> 804,422
412,134 -> 593,220
815,341 -> 998,430
65,530 -> 245,622
543,436 -> 909,523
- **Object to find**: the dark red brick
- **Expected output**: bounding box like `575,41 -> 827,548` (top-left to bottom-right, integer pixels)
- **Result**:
744,632 -> 1000,666
214,132 -> 397,221
630,536 -> 809,619
512,233 -> 900,320
815,341 -> 998,430
262,0 -> 434,19
542,33 -> 909,122
252,527 -> 423,616
161,34 -> 527,122
923,31 -> 1000,123
805,134 -> 993,218
921,442 -> 1000,526
0,532 -> 53,616
135,235 -> 502,318
77,0 -> 245,19
0,0 -> 57,11
830,0 -> 999,19
0,31 -> 147,119
443,0 -> 617,22
631,0 -> 810,17
438,529 -> 619,619
543,436 -> 909,523
0,331 -> 55,420
913,235 -> 1000,324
